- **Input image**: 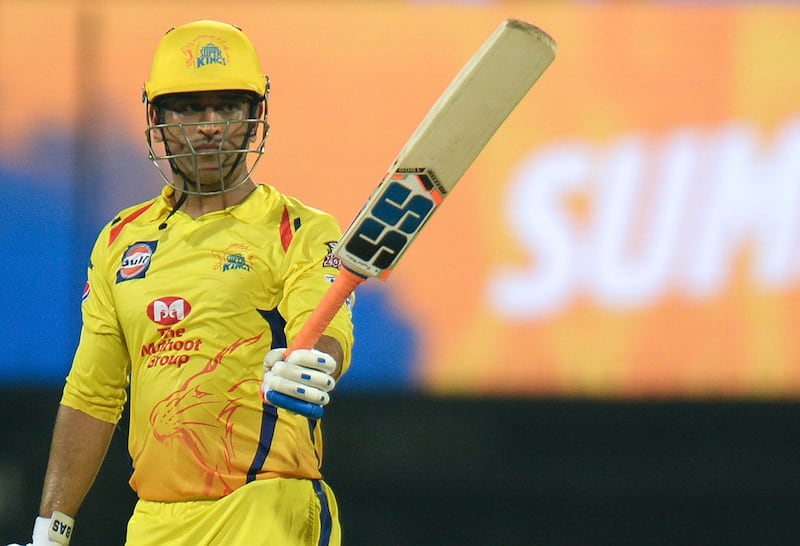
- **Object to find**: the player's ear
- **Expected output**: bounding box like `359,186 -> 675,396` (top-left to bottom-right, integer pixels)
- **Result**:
147,104 -> 164,143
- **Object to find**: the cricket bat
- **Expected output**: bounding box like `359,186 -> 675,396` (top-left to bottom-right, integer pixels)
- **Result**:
269,19 -> 556,417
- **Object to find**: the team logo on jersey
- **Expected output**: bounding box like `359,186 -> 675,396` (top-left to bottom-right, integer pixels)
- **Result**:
183,37 -> 229,70
147,297 -> 192,325
213,243 -> 253,272
117,241 -> 158,283
149,334 -> 263,497
323,241 -> 342,269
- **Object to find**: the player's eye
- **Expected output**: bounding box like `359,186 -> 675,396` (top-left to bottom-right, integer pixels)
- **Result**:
159,96 -> 247,121
218,101 -> 246,117
162,101 -> 200,115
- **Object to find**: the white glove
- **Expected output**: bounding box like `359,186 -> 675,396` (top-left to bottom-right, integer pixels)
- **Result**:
9,512 -> 74,546
262,348 -> 337,419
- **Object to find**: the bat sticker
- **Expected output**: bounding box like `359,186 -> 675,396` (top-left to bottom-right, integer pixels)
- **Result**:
337,170 -> 441,278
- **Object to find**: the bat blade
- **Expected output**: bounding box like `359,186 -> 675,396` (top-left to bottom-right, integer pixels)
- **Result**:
287,19 -> 556,363
394,19 -> 556,194
335,19 -> 556,279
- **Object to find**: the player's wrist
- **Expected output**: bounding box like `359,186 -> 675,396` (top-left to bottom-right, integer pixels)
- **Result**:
32,512 -> 74,546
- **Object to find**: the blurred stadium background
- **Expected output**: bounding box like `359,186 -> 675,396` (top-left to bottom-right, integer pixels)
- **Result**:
2,0 -> 800,544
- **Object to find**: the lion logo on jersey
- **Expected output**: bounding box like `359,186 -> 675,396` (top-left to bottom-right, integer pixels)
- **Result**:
149,333 -> 263,496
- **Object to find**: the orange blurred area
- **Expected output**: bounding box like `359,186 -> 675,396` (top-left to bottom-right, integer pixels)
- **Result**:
3,0 -> 800,397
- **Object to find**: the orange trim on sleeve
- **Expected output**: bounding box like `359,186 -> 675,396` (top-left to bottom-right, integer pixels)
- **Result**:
108,202 -> 155,246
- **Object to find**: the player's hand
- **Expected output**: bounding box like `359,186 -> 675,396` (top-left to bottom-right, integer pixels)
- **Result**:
262,348 -> 337,419
9,513 -> 74,546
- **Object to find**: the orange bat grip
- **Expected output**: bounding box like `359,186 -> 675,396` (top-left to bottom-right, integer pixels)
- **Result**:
288,267 -> 366,353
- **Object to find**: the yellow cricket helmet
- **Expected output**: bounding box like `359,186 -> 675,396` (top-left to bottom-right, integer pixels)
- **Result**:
144,20 -> 268,103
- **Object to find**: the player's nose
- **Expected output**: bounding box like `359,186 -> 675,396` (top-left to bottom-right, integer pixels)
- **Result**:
198,107 -> 224,133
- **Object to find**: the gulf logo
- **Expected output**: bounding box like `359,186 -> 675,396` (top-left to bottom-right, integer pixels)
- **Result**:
116,241 -> 158,283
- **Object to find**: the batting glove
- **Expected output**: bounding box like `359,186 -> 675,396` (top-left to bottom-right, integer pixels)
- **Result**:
262,348 -> 337,419
8,512 -> 74,546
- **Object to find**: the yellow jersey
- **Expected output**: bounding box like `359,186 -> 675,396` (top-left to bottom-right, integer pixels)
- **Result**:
61,184 -> 354,502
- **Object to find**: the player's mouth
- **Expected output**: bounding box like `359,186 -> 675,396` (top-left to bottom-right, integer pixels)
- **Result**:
193,143 -> 224,154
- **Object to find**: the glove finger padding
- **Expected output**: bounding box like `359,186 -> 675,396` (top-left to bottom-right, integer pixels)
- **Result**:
263,348 -> 287,372
262,348 -> 337,406
264,373 -> 331,405
264,348 -> 336,374
271,361 -> 335,391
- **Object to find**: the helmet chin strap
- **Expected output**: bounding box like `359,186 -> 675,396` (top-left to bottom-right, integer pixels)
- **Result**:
158,185 -> 189,230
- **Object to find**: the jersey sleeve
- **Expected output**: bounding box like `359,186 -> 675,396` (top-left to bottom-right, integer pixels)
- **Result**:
61,227 -> 131,424
279,210 -> 355,375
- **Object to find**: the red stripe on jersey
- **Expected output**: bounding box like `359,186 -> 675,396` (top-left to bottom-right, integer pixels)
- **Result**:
108,202 -> 155,246
280,206 -> 293,252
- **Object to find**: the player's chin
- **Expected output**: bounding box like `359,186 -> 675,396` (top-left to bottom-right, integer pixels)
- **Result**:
182,160 -> 228,179
193,154 -> 242,171
174,157 -> 243,186
196,170 -> 249,190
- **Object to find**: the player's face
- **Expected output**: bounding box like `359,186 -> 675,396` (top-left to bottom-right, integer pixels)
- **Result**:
156,91 -> 256,186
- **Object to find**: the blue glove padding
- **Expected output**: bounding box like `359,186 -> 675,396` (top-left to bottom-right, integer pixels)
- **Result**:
266,390 -> 325,419
262,348 -> 337,419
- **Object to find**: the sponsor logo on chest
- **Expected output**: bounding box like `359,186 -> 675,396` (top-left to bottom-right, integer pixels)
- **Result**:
147,296 -> 192,326
143,296 -> 200,369
117,241 -> 158,283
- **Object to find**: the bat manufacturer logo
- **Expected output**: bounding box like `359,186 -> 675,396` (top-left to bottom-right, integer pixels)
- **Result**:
340,171 -> 438,276
147,296 -> 192,325
117,241 -> 158,283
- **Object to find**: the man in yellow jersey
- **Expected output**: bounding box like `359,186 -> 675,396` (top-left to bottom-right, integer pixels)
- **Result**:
9,20 -> 354,546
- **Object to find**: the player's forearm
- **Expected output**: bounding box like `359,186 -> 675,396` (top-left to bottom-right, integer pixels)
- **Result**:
38,404 -> 116,517
316,334 -> 344,378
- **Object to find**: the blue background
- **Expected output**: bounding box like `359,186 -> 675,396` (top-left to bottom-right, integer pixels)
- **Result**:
0,163 -> 417,389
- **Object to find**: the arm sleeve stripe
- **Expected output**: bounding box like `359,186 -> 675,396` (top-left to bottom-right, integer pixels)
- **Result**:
279,205 -> 294,252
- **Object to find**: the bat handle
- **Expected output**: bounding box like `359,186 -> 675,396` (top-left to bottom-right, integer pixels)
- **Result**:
266,268 -> 365,419
288,267 -> 366,353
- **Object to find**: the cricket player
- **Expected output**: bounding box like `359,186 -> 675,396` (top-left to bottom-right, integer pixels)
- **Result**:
8,20 -> 354,546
